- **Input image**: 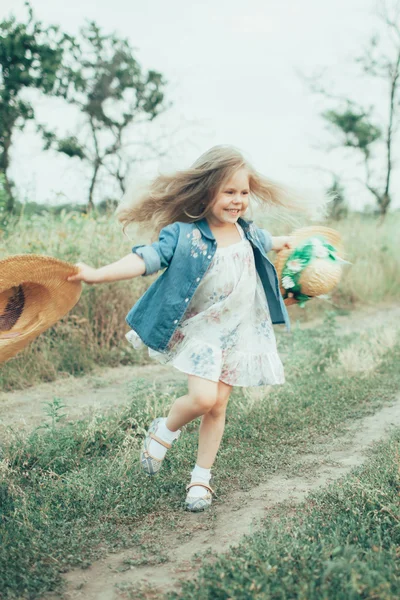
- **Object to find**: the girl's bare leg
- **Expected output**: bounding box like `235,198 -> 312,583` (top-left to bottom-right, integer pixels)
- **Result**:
145,376 -> 229,474
196,380 -> 232,469
165,374 -> 219,431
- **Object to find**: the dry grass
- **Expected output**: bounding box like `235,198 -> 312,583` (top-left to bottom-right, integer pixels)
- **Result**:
333,214 -> 400,304
327,326 -> 399,377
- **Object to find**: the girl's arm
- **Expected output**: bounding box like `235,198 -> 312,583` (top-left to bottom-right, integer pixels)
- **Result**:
257,228 -> 293,253
67,253 -> 146,284
69,222 -> 179,284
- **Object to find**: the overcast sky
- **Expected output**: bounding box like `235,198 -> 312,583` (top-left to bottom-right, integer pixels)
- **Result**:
2,0 -> 399,210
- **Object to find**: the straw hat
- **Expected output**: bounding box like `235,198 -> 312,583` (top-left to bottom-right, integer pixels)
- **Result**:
275,226 -> 345,305
0,255 -> 82,363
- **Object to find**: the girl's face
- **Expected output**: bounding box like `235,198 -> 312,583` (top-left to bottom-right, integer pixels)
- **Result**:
208,168 -> 250,227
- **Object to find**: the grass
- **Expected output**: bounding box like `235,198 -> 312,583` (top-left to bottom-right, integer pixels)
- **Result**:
1,211 -> 399,390
1,315 -> 400,598
171,429 -> 400,600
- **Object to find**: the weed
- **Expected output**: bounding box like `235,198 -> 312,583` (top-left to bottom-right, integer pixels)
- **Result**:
38,398 -> 67,432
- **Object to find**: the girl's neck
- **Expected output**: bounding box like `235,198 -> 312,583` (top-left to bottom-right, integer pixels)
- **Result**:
206,218 -> 240,231
207,220 -> 242,246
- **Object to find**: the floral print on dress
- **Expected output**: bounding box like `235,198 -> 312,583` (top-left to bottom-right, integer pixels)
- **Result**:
220,362 -> 235,384
232,249 -> 254,270
207,283 -> 235,305
205,309 -> 222,325
167,328 -> 186,351
184,308 -> 200,320
220,324 -> 240,351
256,318 -> 274,340
189,346 -> 216,374
147,223 -> 285,387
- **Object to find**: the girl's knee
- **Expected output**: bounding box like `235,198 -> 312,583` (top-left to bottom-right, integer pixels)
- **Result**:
208,389 -> 231,417
189,389 -> 218,413
208,402 -> 226,418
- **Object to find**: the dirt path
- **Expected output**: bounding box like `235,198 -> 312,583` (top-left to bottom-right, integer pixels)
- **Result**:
58,395 -> 400,600
19,302 -> 395,599
1,303 -> 399,433
1,303 -> 399,599
0,365 -> 185,432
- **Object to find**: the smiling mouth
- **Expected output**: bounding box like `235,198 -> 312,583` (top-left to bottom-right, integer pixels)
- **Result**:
225,208 -> 241,215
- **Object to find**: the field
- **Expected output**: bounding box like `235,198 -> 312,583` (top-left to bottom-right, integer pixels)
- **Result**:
0,211 -> 399,598
0,305 -> 399,598
1,211 -> 399,391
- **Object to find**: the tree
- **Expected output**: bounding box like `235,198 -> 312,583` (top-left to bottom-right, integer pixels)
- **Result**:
40,22 -> 167,211
307,1 -> 400,216
0,173 -> 11,229
0,2 -> 74,212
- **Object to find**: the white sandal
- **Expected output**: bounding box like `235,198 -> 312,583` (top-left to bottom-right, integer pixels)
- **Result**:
185,482 -> 214,512
140,417 -> 180,476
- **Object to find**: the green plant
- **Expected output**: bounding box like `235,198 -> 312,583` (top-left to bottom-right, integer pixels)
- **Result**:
37,398 -> 67,432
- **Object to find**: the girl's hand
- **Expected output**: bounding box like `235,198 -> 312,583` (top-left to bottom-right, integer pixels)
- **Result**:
67,262 -> 100,284
284,293 -> 298,306
272,236 -> 294,252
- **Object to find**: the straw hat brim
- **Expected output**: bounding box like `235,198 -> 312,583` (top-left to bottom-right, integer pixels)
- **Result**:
275,226 -> 345,302
0,255 -> 82,363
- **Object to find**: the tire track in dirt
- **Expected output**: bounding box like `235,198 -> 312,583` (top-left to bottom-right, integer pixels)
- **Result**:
57,394 -> 400,600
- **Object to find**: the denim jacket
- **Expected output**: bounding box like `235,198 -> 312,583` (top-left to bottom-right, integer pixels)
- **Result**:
126,217 -> 290,352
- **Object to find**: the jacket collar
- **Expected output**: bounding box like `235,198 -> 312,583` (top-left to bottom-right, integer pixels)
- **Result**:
195,217 -> 252,240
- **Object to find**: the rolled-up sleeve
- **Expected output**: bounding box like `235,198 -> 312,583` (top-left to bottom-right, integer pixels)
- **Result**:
132,222 -> 179,276
258,228 -> 273,253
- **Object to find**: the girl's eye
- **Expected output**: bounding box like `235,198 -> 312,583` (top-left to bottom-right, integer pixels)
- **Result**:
225,191 -> 233,194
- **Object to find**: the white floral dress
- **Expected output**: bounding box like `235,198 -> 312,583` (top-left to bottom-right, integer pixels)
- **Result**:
126,223 -> 285,387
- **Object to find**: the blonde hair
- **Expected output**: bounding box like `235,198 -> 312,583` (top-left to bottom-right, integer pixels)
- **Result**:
117,145 -> 329,236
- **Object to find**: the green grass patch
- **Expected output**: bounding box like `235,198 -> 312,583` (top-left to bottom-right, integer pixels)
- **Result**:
172,429 -> 400,599
1,317 -> 400,598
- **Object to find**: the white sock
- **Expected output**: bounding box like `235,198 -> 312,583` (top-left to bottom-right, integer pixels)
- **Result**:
187,464 -> 211,498
148,418 -> 180,460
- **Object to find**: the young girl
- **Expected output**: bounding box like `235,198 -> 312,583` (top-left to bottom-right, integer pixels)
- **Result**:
69,146 -> 322,512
